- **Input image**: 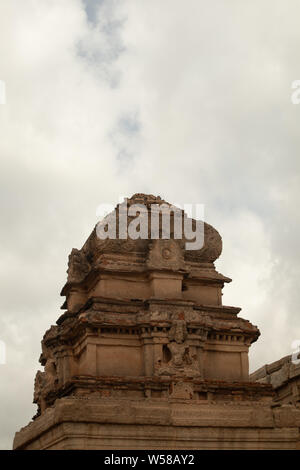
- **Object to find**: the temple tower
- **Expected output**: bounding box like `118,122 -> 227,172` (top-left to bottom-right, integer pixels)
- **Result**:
13,194 -> 300,449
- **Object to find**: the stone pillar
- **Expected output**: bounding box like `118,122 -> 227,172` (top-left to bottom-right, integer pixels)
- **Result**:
142,337 -> 154,376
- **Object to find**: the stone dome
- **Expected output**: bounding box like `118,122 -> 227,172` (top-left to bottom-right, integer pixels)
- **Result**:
83,194 -> 223,265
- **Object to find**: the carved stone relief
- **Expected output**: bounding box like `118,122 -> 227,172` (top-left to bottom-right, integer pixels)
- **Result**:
155,319 -> 201,377
147,239 -> 186,271
67,248 -> 91,283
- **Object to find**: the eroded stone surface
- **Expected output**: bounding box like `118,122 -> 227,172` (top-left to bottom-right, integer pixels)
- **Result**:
13,194 -> 300,450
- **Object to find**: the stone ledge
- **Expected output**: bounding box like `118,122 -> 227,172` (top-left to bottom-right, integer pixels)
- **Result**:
13,397 -> 300,450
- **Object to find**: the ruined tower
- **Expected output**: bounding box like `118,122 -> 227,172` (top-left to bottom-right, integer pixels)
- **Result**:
13,194 -> 300,449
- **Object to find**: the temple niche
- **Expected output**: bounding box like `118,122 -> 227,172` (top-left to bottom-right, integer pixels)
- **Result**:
13,194 -> 300,450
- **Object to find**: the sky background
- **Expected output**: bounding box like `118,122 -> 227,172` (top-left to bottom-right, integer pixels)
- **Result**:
1,0 -> 300,449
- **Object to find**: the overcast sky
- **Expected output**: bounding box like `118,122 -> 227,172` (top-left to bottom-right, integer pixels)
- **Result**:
1,0 -> 300,449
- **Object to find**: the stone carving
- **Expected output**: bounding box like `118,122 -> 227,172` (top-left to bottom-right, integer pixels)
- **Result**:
156,319 -> 201,377
169,381 -> 194,399
149,310 -> 169,321
33,371 -> 46,415
43,325 -> 59,343
129,193 -> 163,205
34,346 -> 58,414
250,355 -> 300,404
168,318 -> 188,342
147,239 -> 186,271
184,222 -> 222,263
67,248 -> 91,283
17,193 -> 295,451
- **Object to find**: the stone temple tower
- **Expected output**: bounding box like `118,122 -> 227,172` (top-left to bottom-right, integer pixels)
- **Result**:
14,194 -> 300,449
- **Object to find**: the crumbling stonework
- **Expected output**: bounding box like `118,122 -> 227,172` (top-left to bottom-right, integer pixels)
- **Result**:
13,194 -> 300,449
